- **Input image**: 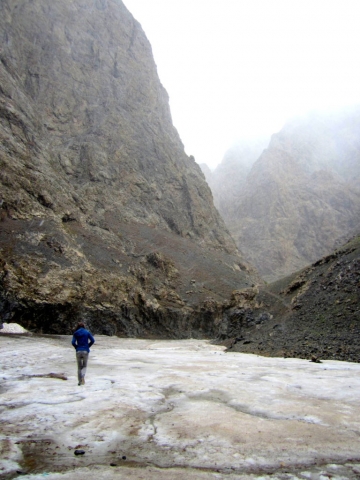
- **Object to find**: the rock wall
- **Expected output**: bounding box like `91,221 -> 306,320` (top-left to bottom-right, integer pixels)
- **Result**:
0,0 -> 261,335
1,0 -> 237,247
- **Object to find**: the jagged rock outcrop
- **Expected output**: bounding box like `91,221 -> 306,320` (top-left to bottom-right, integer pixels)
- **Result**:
0,0 -> 261,336
205,109 -> 360,281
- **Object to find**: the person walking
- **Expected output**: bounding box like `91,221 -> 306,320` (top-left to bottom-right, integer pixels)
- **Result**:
71,322 -> 95,386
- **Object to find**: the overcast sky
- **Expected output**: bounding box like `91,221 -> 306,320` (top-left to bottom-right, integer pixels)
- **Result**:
123,0 -> 360,169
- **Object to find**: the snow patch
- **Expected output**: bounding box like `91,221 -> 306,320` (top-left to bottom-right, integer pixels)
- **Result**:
0,322 -> 28,333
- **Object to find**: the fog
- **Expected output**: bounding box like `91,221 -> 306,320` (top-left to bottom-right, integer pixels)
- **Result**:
123,0 -> 360,169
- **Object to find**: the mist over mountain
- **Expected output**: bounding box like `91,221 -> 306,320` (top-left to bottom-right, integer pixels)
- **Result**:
0,0 -> 260,336
201,137 -> 269,230
204,108 -> 360,281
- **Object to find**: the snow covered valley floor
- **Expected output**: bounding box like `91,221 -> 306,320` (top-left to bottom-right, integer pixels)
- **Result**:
1,334 -> 360,480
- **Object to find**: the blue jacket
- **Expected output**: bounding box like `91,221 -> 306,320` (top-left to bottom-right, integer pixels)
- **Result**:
72,327 -> 95,352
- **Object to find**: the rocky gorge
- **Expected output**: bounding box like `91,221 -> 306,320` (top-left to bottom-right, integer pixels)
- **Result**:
0,0 -> 359,367
1,2 -> 360,478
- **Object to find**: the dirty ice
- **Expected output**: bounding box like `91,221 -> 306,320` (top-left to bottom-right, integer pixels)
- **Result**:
1,329 -> 360,479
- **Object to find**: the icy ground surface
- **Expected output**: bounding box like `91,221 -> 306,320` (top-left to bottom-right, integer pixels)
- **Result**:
1,335 -> 360,480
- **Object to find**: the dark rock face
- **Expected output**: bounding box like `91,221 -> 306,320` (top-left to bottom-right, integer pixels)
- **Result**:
0,0 -> 260,335
228,235 -> 360,363
206,110 -> 360,281
1,0 -> 236,247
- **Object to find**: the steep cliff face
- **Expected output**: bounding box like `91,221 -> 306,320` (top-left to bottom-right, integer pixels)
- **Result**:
206,109 -> 360,281
0,0 -> 260,335
1,0 -> 236,246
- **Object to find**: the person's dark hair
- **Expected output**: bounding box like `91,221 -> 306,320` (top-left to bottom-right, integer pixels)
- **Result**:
75,322 -> 85,331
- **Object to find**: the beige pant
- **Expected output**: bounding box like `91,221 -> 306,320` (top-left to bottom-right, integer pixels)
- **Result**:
76,351 -> 89,383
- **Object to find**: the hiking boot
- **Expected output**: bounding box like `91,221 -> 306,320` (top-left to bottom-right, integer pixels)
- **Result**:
81,377 -> 85,385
